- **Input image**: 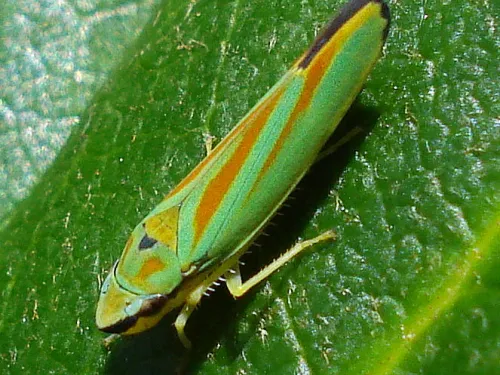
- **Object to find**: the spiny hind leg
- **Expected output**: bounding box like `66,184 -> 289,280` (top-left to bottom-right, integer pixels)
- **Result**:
225,230 -> 336,297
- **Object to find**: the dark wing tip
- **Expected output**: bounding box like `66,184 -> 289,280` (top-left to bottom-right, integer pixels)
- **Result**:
298,0 -> 390,69
377,0 -> 391,40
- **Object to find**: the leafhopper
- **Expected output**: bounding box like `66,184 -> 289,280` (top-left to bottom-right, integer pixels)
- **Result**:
96,0 -> 390,348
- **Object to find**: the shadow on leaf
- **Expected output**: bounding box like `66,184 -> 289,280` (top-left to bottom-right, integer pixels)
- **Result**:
104,101 -> 380,375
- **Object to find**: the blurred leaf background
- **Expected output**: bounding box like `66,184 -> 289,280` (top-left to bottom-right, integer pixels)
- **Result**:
1,0 -> 498,374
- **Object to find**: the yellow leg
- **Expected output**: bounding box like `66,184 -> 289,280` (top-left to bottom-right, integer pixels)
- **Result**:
174,283 -> 207,349
203,133 -> 216,155
315,127 -> 363,163
103,334 -> 119,349
225,230 -> 336,297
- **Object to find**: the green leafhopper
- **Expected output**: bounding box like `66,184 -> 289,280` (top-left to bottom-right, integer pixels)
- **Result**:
96,0 -> 390,348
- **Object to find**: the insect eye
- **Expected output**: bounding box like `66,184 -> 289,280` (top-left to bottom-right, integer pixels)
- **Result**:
139,295 -> 168,316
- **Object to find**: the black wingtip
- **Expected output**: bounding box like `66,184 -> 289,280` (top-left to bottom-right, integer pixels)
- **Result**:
378,0 -> 391,41
298,0 -> 391,69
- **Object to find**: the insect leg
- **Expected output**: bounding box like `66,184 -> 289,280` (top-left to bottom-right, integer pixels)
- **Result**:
203,133 -> 216,155
103,334 -> 119,349
315,126 -> 363,163
224,230 -> 336,297
174,283 -> 208,348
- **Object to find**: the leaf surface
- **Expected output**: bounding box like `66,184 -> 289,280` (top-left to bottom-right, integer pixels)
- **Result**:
1,0 -> 498,374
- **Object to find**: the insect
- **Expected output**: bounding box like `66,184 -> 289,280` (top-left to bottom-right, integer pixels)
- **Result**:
96,0 -> 390,348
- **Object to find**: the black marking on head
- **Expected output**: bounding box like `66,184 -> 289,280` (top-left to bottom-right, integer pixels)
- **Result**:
138,234 -> 158,250
98,295 -> 168,334
100,315 -> 138,334
298,0 -> 390,69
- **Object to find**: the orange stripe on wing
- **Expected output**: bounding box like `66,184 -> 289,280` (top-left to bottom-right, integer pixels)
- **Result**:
193,88 -> 286,245
255,4 -> 373,184
165,116 -> 247,199
256,28 -> 343,182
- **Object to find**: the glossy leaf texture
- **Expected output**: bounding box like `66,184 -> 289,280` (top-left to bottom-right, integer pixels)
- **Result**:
0,0 -> 161,222
0,0 -> 498,374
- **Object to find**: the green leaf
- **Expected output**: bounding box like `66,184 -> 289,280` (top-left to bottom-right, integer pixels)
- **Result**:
1,0 -> 499,374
